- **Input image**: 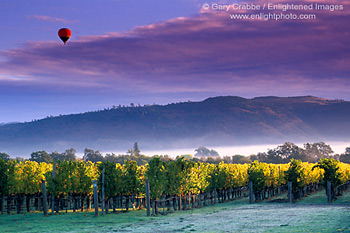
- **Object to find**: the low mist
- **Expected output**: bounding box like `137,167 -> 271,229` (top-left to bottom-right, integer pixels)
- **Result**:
102,141 -> 349,159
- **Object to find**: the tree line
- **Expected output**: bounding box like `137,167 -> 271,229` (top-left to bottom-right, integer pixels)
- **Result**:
0,142 -> 350,165
250,142 -> 349,163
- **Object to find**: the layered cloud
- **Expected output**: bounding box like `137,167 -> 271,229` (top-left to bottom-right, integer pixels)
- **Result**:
1,0 -> 349,98
27,15 -> 79,24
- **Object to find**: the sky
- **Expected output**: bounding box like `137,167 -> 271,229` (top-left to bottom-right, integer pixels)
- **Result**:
0,0 -> 349,123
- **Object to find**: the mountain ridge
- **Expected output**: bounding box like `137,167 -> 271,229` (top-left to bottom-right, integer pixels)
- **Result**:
1,95 -> 349,156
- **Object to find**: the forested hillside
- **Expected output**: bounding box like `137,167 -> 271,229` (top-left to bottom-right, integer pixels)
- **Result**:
0,96 -> 349,155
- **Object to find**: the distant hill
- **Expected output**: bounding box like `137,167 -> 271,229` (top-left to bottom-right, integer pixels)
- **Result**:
0,96 -> 349,156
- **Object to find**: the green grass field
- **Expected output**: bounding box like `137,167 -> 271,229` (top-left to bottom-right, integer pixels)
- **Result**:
1,192 -> 349,233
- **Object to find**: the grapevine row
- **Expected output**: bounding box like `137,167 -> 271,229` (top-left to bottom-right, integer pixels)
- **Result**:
0,158 -> 349,210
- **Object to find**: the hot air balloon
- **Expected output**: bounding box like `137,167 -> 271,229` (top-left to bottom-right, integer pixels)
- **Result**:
58,28 -> 71,45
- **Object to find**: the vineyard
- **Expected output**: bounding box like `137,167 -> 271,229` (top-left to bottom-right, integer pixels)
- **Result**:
0,158 -> 350,215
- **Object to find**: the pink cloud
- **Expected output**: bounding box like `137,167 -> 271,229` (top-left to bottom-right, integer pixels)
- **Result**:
1,0 -> 349,98
27,15 -> 79,24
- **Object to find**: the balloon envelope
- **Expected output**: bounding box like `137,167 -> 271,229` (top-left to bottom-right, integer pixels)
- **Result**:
58,28 -> 71,45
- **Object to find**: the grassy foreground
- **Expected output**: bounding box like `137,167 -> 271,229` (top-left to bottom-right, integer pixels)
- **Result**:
1,195 -> 349,233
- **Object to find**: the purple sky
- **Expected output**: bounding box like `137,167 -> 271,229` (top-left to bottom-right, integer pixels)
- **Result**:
0,0 -> 349,123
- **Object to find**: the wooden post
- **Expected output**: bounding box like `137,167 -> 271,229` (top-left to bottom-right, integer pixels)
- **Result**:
87,196 -> 92,210
51,163 -> 56,214
145,179 -> 151,217
102,168 -> 105,215
249,181 -> 254,204
183,195 -> 187,210
288,182 -> 293,203
198,193 -> 202,208
327,180 -> 332,203
93,180 -> 99,216
41,180 -> 48,216
25,196 -> 30,213
179,195 -> 182,210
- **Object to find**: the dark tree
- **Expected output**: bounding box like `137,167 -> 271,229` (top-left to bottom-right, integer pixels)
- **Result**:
255,152 -> 268,162
205,156 -> 222,164
127,142 -> 141,157
83,148 -> 104,162
63,148 -> 77,161
223,156 -> 232,163
304,142 -> 334,162
255,150 -> 283,163
249,154 -> 259,162
104,153 -> 152,165
50,151 -> 63,162
266,149 -> 284,163
176,154 -> 193,161
194,146 -> 219,157
0,152 -> 10,161
346,147 -> 350,155
339,147 -> 350,163
14,157 -> 26,162
30,151 -> 52,163
255,142 -> 332,163
159,155 -> 172,163
274,142 -> 307,162
231,155 -> 252,164
339,154 -> 350,163
133,142 -> 141,156
50,148 -> 76,162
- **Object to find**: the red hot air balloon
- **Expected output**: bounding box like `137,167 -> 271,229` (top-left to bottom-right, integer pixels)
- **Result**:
58,28 -> 71,45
